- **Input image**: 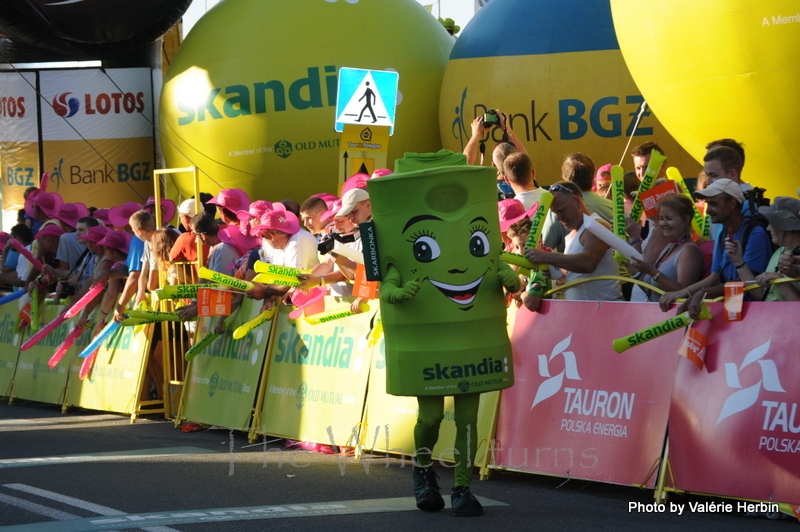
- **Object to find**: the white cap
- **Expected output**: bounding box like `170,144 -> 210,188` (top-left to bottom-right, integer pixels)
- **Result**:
694,178 -> 744,204
179,199 -> 198,215
337,188 -> 370,217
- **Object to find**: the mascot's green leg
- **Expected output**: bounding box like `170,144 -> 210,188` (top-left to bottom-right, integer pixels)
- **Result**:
451,392 -> 483,516
412,396 -> 445,511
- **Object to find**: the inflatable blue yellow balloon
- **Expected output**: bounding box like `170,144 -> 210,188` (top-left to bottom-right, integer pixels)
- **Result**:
159,0 -> 453,201
611,0 -> 800,198
439,0 -> 700,184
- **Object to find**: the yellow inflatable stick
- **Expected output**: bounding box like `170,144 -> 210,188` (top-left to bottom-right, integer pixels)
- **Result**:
367,313 -> 383,347
524,193 -> 553,250
198,267 -> 254,291
232,307 -> 278,339
121,318 -> 161,327
611,165 -> 628,262
252,262 -> 309,286
304,303 -> 370,325
127,310 -> 183,322
185,331 -> 222,361
666,167 -> 704,239
628,149 -> 666,223
612,304 -> 712,353
701,212 -> 711,240
156,283 -> 222,300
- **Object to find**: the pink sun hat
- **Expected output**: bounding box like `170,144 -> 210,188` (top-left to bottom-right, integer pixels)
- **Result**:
235,200 -> 282,225
77,226 -> 110,244
108,202 -> 143,228
252,209 -> 300,235
55,202 -> 90,228
23,189 -> 42,218
341,173 -> 370,196
34,224 -> 65,240
371,169 -> 393,178
207,189 -> 250,213
498,198 -> 538,232
217,224 -> 261,254
96,230 -> 131,255
92,208 -> 111,226
27,191 -> 63,220
144,197 -> 177,224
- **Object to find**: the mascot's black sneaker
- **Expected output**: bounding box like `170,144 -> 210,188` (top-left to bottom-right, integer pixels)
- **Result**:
412,466 -> 445,512
451,486 -> 484,516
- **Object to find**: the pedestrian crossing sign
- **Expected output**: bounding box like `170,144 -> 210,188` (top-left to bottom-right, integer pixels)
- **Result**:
335,68 -> 399,135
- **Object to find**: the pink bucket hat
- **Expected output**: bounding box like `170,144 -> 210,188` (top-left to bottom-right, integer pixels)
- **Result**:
108,202 -> 143,228
27,191 -> 63,219
144,197 -> 177,224
371,168 -> 393,178
77,226 -> 110,244
207,189 -> 250,213
55,202 -> 90,228
498,198 -> 538,232
341,173 -> 370,196
96,230 -> 131,255
0,232 -> 10,247
34,224 -> 65,240
235,200 -> 282,225
252,210 -> 300,235
217,224 -> 260,254
593,164 -> 613,191
92,208 -> 111,226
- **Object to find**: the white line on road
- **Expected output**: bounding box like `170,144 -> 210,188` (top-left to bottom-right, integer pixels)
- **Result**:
3,484 -> 180,532
0,492 -> 78,521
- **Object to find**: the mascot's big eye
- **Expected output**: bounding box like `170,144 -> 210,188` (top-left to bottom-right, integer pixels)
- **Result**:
469,231 -> 490,257
413,236 -> 440,262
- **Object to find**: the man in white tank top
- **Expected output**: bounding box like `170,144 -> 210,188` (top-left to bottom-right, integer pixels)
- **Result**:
524,181 -> 623,301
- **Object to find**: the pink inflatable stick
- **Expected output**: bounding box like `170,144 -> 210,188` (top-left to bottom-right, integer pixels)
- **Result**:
64,282 -> 104,318
21,311 -> 67,351
48,323 -> 89,369
79,349 -> 98,380
10,239 -> 43,271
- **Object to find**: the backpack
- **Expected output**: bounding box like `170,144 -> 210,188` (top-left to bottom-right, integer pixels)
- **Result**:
741,187 -> 776,256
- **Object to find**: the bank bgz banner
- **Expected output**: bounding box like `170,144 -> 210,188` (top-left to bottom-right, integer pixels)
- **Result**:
493,300 -> 679,487
668,301 -> 800,503
0,71 -> 40,229
39,68 -> 155,208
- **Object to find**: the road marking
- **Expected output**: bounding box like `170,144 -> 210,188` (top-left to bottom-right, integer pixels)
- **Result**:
0,496 -> 509,531
0,447 -> 214,469
0,415 -> 131,427
0,493 -> 78,521
3,484 -> 179,532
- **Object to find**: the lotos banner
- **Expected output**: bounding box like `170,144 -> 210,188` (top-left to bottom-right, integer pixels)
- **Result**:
493,300 -> 680,487
0,72 -> 40,230
668,301 -> 800,503
39,68 -> 155,208
257,299 -> 374,446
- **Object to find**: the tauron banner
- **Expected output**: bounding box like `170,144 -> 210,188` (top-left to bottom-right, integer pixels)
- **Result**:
0,71 -> 39,230
668,301 -> 800,503
39,68 -> 155,208
494,300 -> 679,487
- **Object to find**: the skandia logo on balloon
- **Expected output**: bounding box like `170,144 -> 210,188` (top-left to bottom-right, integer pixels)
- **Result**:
174,66 -> 338,126
52,91 -> 145,117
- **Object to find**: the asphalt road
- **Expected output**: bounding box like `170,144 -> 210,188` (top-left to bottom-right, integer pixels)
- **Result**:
0,400 -> 794,531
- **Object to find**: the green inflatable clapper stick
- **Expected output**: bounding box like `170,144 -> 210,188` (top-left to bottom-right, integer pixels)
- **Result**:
157,284 -> 221,300
611,165 -> 628,262
368,163 -> 515,396
628,149 -> 666,223
127,309 -> 183,322
233,307 -> 277,339
304,303 -> 369,325
524,193 -> 553,250
198,267 -> 254,291
666,167 -> 704,239
185,331 -> 222,360
612,304 -> 712,353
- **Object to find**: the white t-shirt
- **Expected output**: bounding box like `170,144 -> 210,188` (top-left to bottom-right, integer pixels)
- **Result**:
258,230 -> 320,270
330,234 -> 363,297
563,214 -> 623,302
514,188 -> 546,211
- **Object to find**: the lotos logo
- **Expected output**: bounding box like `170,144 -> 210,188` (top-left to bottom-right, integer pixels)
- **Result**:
717,340 -> 785,424
531,334 -> 581,409
53,92 -> 80,118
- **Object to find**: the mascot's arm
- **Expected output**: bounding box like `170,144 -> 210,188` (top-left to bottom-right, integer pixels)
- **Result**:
380,265 -> 421,304
497,258 -> 521,293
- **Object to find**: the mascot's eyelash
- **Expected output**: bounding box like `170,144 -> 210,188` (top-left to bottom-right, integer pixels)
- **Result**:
407,229 -> 436,243
469,223 -> 490,235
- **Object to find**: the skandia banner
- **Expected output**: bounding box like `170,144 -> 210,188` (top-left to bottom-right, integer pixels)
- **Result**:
258,300 -> 374,445
180,297 -> 272,430
66,311 -> 151,415
361,335 -> 499,467
39,68 -> 155,208
668,302 -> 800,503
0,72 -> 40,230
12,305 -> 72,405
492,301 -> 679,487
0,302 -> 21,395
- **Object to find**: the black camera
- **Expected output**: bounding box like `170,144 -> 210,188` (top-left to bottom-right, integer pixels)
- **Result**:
57,282 -> 76,300
317,232 -> 356,255
483,109 -> 500,128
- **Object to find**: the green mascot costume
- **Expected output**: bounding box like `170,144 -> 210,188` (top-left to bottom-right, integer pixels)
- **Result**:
366,152 -> 519,516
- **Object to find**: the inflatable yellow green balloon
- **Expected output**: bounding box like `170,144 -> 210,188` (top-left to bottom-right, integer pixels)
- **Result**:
611,0 -> 800,198
160,0 -> 453,201
440,0 -> 700,186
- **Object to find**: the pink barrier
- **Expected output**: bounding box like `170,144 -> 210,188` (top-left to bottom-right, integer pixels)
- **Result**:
668,301 -> 800,503
494,300 -> 679,487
